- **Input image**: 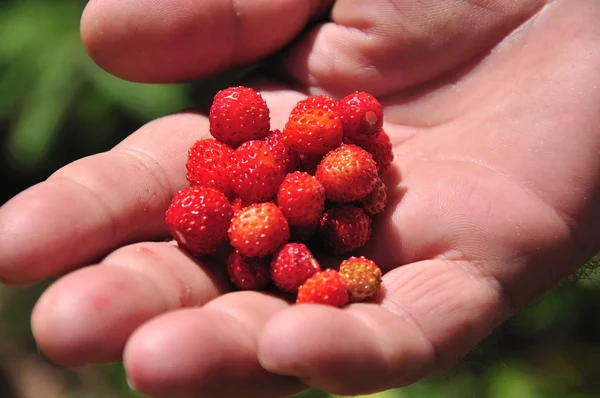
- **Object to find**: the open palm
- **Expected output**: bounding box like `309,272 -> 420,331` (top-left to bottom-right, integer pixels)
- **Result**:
1,0 -> 599,397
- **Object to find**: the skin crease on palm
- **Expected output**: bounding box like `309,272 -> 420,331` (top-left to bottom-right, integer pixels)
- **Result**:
0,0 -> 599,396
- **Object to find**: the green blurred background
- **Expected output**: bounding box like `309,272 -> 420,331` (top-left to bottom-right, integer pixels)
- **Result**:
1,1 -> 599,397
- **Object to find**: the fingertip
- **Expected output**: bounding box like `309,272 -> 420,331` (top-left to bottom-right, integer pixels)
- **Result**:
0,184 -> 93,286
123,307 -> 302,398
31,265 -> 168,367
123,309 -> 207,396
80,0 -> 230,82
258,304 -> 387,395
80,0 -> 128,80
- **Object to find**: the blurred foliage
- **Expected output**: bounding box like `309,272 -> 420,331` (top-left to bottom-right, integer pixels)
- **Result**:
1,0 -> 600,397
0,0 -> 189,175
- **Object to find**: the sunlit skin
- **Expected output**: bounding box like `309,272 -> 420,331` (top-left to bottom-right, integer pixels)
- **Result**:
0,0 -> 599,397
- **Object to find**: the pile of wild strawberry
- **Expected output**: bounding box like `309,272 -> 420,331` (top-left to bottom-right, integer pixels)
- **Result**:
164,86 -> 394,307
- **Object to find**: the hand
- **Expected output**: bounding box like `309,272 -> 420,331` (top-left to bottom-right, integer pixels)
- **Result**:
1,0 -> 599,397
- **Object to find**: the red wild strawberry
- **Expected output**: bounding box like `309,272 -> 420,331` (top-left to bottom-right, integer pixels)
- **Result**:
347,129 -> 394,172
165,186 -> 233,257
290,95 -> 339,116
231,140 -> 286,204
339,256 -> 382,302
209,86 -> 270,147
265,129 -> 300,174
228,202 -> 290,258
337,91 -> 383,141
270,243 -> 321,293
315,144 -> 378,203
276,172 -> 326,228
359,177 -> 388,215
283,108 -> 343,157
186,139 -> 234,197
227,250 -> 271,290
297,269 -> 349,307
318,205 -> 372,254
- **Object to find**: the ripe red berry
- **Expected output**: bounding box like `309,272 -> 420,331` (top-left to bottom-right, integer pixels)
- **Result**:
227,250 -> 271,290
318,205 -> 372,254
359,177 -> 388,215
231,140 -> 286,204
265,129 -> 300,174
186,139 -> 234,197
339,256 -> 382,302
276,172 -> 326,228
270,243 -> 321,293
297,269 -> 349,307
228,202 -> 291,258
165,186 -> 233,257
337,91 -> 383,141
290,95 -> 339,116
209,86 -> 270,147
315,144 -> 378,203
283,108 -> 343,157
347,129 -> 394,173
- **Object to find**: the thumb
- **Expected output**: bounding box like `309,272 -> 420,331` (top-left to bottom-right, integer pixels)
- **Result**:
281,0 -> 546,97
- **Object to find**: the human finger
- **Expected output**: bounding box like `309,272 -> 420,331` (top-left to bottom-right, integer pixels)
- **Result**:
0,112 -> 204,285
31,241 -> 228,367
123,292 -> 304,398
257,258 -> 508,395
80,0 -> 333,82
